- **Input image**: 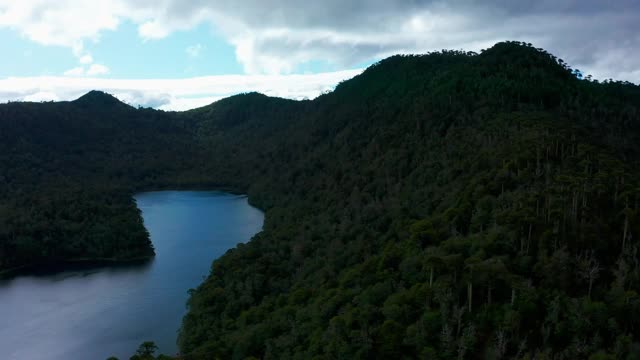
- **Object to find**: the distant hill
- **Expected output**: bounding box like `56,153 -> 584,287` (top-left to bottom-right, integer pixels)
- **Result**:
72,90 -> 132,109
2,41 -> 640,358
0,92 -> 204,271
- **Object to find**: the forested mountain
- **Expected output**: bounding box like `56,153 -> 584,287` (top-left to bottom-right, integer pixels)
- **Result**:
0,91 -> 212,271
3,41 -> 640,358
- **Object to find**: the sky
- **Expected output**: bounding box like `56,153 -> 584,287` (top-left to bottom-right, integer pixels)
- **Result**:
0,1 -> 638,111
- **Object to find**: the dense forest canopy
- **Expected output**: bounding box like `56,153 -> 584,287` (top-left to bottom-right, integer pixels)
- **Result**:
2,41 -> 640,359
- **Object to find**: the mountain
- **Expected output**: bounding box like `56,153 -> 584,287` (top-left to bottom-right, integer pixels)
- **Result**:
0,94 -> 205,271
2,41 -> 640,358
72,90 -> 132,109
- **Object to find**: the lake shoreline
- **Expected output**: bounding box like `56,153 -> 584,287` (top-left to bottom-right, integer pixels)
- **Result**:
0,255 -> 155,278
0,190 -> 264,360
1,185 -> 256,279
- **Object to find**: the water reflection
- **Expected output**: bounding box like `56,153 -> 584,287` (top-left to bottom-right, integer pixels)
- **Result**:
0,259 -> 154,284
0,191 -> 263,360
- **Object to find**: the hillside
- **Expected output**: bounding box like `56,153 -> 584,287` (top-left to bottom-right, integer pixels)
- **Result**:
176,42 -> 640,359
0,93 -> 207,271
2,41 -> 640,358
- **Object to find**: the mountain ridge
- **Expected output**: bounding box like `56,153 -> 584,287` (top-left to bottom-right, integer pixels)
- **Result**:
72,90 -> 133,109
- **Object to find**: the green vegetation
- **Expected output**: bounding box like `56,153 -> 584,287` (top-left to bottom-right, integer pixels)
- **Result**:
0,91 -> 212,272
2,41 -> 640,358
106,341 -> 173,360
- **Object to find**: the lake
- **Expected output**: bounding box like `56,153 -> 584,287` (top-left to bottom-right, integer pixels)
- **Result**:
0,191 -> 264,360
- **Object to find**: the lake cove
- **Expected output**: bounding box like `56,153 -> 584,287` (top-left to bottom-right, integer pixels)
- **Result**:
0,191 -> 263,360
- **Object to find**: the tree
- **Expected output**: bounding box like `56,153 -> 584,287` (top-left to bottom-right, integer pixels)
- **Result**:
577,251 -> 601,299
130,341 -> 158,360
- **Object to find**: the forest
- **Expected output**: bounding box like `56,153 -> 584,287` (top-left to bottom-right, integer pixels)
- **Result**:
2,42 -> 640,358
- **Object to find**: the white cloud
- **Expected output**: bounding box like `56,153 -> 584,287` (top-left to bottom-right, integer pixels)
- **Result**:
79,54 -> 94,64
0,69 -> 362,111
0,1 -> 638,82
63,63 -> 109,77
0,0 -> 130,48
186,44 -> 203,58
64,67 -> 85,76
22,91 -> 59,102
138,20 -> 170,40
86,64 -> 110,76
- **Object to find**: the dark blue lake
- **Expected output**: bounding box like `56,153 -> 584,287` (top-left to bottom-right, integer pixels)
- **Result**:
0,191 -> 264,360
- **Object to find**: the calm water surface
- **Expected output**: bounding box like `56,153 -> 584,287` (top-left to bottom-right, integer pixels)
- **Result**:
0,191 -> 263,360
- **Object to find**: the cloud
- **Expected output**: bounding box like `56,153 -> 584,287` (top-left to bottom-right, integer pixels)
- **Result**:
0,1 -> 638,82
64,67 -> 86,76
138,19 -> 170,39
0,0 -> 128,47
62,63 -> 110,77
186,44 -> 203,58
0,69 -> 362,111
79,55 -> 94,65
86,64 -> 110,76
